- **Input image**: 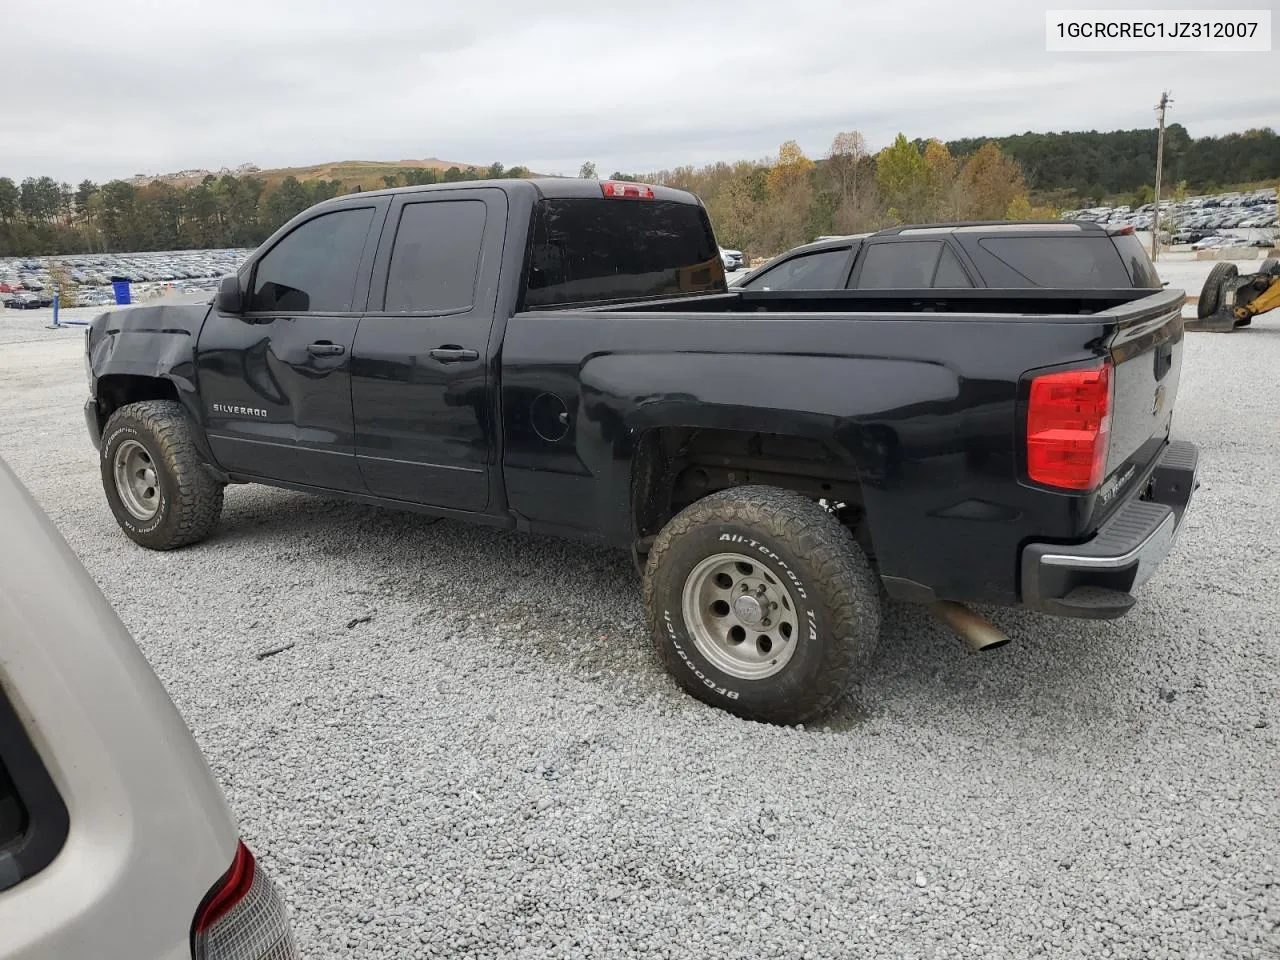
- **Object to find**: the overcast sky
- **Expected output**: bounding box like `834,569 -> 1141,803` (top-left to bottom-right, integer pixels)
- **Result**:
3,0 -> 1276,183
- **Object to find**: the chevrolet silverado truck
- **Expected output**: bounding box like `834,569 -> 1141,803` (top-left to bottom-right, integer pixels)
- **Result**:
83,178 -> 1200,724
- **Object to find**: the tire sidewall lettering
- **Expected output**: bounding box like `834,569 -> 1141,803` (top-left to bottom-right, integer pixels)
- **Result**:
102,420 -> 171,539
663,609 -> 741,701
658,527 -> 828,706
718,532 -> 809,601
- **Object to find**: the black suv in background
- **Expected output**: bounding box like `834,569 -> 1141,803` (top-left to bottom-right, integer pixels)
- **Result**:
733,221 -> 1164,292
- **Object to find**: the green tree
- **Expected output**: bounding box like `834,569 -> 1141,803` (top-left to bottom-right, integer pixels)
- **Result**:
875,134 -> 930,223
0,177 -> 18,222
487,161 -> 505,179
922,139 -> 963,220
579,161 -> 598,179
442,166 -> 465,183
1005,194 -> 1034,219
401,168 -> 439,186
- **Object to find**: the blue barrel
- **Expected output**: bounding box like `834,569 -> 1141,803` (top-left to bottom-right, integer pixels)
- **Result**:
110,277 -> 132,305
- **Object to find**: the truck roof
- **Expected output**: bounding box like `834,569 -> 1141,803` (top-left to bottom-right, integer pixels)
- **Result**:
875,220 -> 1114,236
326,177 -> 703,206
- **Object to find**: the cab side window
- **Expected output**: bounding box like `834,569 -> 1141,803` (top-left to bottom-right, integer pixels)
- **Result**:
249,208 -> 376,313
383,200 -> 488,313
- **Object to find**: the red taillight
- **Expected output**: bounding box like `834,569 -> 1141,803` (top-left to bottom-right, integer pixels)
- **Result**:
601,180 -> 655,199
191,841 -> 299,959
194,841 -> 256,934
1026,362 -> 1112,491
1112,225 -> 1135,235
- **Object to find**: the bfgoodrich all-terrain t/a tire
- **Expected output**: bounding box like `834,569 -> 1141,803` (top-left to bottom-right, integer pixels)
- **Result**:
643,485 -> 881,725
100,400 -> 224,550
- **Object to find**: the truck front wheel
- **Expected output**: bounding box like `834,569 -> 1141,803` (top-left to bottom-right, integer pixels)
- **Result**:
643,485 -> 881,725
100,400 -> 224,550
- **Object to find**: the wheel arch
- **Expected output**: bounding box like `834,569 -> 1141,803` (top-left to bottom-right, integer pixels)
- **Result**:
628,424 -> 877,567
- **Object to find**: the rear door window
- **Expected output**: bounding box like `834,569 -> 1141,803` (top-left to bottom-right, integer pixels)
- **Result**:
250,207 -> 376,313
854,241 -> 942,288
743,249 -> 851,290
976,236 -> 1132,287
523,198 -> 726,308
383,200 -> 488,313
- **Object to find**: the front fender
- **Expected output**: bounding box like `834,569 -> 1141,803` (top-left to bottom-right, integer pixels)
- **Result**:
87,302 -> 215,461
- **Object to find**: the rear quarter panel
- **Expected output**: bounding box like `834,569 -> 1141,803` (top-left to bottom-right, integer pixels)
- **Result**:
500,310 -> 1116,603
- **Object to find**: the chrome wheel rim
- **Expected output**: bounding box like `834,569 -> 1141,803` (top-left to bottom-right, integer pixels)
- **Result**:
680,551 -> 800,681
112,439 -> 161,521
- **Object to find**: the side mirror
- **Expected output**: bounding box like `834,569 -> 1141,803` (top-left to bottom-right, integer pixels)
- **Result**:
215,275 -> 244,314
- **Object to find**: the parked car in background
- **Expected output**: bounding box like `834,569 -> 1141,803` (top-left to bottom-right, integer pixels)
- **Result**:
734,221 -> 1163,292
719,246 -> 744,271
0,454 -> 299,960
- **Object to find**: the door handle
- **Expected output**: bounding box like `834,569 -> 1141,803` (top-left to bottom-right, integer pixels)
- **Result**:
307,342 -> 345,357
428,346 -> 479,363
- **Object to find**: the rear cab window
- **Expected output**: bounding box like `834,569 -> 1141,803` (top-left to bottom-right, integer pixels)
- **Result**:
522,198 -> 726,308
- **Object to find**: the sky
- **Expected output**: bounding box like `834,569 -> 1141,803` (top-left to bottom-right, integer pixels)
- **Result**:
2,0 -> 1276,183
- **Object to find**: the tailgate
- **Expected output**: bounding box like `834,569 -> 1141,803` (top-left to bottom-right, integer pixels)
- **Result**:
1096,292 -> 1184,513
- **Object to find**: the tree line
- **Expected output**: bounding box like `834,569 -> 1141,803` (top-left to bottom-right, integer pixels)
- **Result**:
945,124 -> 1279,206
1,125 -> 1275,259
619,133 -> 1057,259
0,162 -> 531,258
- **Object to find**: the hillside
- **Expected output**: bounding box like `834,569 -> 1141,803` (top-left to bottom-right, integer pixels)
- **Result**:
128,157 -> 489,190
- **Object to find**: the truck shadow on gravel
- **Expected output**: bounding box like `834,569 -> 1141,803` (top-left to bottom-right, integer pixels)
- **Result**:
216,488 -> 1162,737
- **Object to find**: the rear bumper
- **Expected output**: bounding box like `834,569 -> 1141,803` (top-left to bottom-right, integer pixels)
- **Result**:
1020,440 -> 1199,619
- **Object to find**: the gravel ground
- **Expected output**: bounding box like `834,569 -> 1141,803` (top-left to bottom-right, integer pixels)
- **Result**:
1,314 -> 1278,959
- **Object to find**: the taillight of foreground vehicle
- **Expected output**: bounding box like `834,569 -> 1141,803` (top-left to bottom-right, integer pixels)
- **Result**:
190,841 -> 299,960
1026,361 -> 1113,491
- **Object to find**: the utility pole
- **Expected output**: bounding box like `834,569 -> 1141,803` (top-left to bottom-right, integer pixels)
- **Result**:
1151,90 -> 1172,261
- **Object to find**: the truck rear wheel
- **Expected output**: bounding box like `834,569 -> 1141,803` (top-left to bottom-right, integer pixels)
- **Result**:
643,485 -> 881,725
1197,262 -> 1238,318
100,400 -> 224,550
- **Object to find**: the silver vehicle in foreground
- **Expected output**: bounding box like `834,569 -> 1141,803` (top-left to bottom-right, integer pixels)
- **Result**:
0,456 -> 298,960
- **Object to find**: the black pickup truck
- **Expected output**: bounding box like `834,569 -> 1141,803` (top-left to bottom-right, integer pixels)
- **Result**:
84,178 -> 1199,724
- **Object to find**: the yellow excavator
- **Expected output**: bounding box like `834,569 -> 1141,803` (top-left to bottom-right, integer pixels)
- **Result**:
1185,257 -> 1280,332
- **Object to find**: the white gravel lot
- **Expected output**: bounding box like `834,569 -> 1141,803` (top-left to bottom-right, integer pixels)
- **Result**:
1,305 -> 1278,959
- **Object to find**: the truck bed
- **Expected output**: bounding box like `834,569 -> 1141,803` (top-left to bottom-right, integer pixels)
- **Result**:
505,286 -> 1186,607
583,286 -> 1185,319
